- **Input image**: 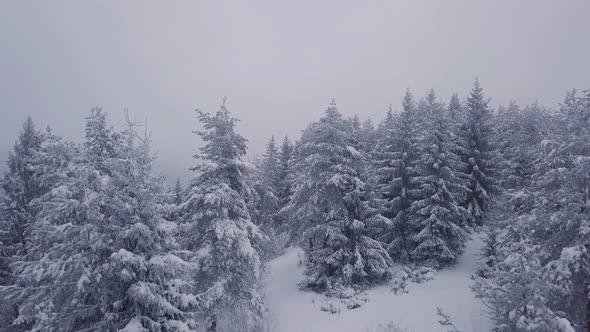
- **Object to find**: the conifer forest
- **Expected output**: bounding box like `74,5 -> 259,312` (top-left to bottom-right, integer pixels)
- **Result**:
1,81 -> 589,331
1,2 -> 589,332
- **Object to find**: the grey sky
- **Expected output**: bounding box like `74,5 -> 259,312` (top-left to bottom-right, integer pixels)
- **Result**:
1,1 -> 589,182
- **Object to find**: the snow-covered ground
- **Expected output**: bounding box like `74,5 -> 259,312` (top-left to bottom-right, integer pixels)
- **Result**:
264,234 -> 493,332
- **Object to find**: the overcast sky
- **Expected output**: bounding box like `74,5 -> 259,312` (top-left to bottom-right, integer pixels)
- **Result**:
1,1 -> 589,182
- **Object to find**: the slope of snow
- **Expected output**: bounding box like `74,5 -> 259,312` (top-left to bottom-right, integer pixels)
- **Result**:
264,233 -> 492,332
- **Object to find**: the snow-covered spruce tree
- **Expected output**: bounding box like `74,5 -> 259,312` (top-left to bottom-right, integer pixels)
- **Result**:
286,100 -> 392,295
84,107 -> 117,163
163,177 -> 184,223
2,109 -> 114,331
359,118 -> 377,156
272,135 -> 295,242
181,99 -> 266,328
447,93 -> 469,182
493,102 -> 551,191
475,245 -> 574,332
475,90 -> 590,331
277,135 -> 293,208
173,177 -> 183,206
0,195 -> 15,286
1,116 -> 45,258
375,105 -> 396,139
406,90 -> 469,268
0,194 -> 19,329
4,110 -> 200,331
0,124 -> 77,330
94,117 -> 200,331
251,136 -> 281,227
373,91 -> 420,262
458,79 -> 498,224
447,93 -> 463,122
0,118 -> 65,330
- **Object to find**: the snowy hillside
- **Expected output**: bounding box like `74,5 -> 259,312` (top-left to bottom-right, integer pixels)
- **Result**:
264,234 -> 492,332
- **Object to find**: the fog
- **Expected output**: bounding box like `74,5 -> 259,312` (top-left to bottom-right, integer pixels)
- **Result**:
1,0 -> 589,182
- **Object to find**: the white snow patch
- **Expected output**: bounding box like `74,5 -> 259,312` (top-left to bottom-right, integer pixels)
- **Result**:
264,234 -> 492,332
120,317 -> 148,332
556,317 -> 575,332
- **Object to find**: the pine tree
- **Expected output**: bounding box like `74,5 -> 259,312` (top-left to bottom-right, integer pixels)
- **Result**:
459,79 -> 498,224
359,119 -> 377,155
350,115 -> 362,136
0,117 -> 54,308
3,110 -> 200,331
494,102 -> 550,190
273,135 -> 294,238
1,116 -> 45,254
173,177 -> 183,206
474,89 -> 590,331
93,117 -> 200,331
0,193 -> 20,329
0,123 -> 77,330
475,246 -> 573,332
84,107 -> 117,163
447,93 -> 463,122
375,105 -> 396,140
251,136 -> 282,227
0,195 -> 16,286
181,99 -> 266,328
407,90 -> 469,267
277,135 -> 293,208
286,100 -> 392,295
373,91 -> 420,262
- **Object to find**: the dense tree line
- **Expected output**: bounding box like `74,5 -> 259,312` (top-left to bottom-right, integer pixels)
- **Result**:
474,90 -> 590,332
0,80 -> 587,331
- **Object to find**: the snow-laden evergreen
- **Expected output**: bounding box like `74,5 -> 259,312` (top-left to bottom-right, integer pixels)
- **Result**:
180,100 -> 266,329
277,135 -> 294,212
2,110 -> 200,331
285,100 -> 392,295
407,91 -> 470,267
474,90 -> 590,332
173,178 -> 183,206
251,136 -> 281,227
359,119 -> 377,157
1,117 -> 45,262
373,91 -> 420,262
1,81 -> 589,331
458,79 -> 498,224
447,93 -> 463,122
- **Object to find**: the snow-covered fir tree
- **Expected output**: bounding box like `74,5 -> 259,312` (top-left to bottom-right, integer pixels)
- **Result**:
94,118 -> 201,331
2,110 -> 200,331
84,107 -> 118,163
359,119 -> 377,156
251,136 -> 281,227
406,90 -> 469,267
1,116 -> 45,258
163,177 -> 184,222
493,102 -> 550,190
373,91 -> 420,262
2,81 -> 590,331
277,135 -> 293,208
458,79 -> 498,224
474,90 -> 590,331
180,99 -> 266,329
447,93 -> 463,122
0,122 -> 77,330
173,177 -> 183,206
0,195 -> 14,286
285,100 -> 393,295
